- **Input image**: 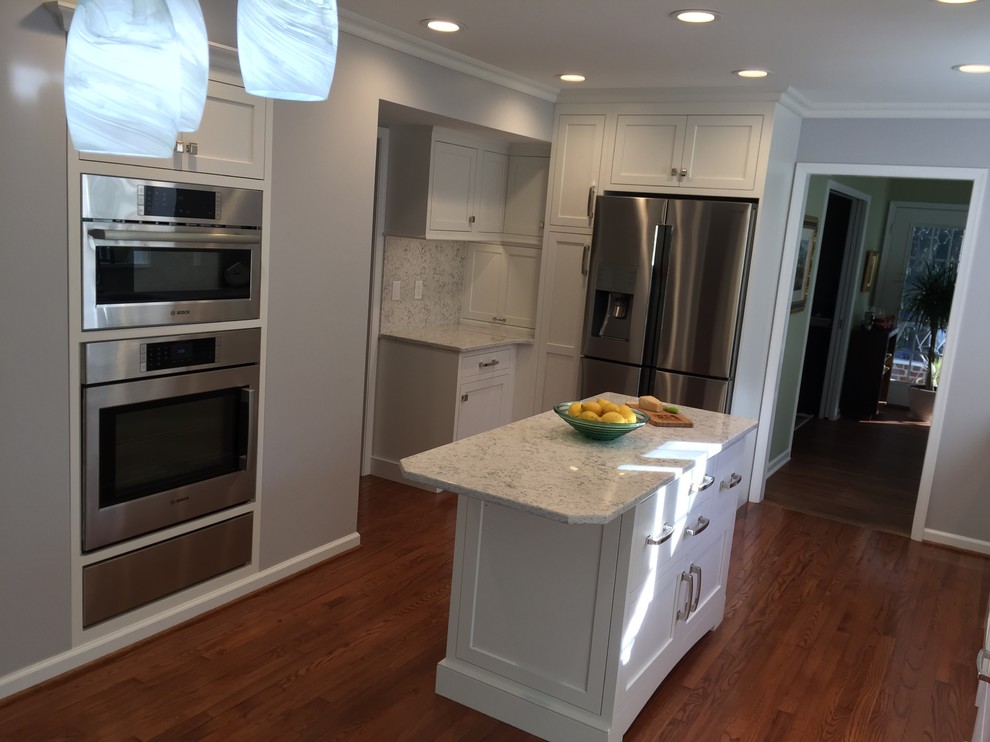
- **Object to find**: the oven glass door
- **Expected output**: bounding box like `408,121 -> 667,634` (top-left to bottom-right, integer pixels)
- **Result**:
83,365 -> 258,552
96,244 -> 253,304
100,387 -> 247,508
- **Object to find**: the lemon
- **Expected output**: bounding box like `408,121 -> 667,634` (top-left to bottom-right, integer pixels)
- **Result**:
567,401 -> 583,417
579,410 -> 601,421
582,401 -> 603,415
601,401 -> 619,414
601,411 -> 626,424
616,404 -> 633,416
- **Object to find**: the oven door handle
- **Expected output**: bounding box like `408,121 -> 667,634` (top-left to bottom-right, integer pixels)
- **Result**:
240,386 -> 258,472
88,228 -> 261,245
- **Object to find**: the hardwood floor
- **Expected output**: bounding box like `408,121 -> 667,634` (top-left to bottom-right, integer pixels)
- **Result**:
764,407 -> 930,535
2,474 -> 987,741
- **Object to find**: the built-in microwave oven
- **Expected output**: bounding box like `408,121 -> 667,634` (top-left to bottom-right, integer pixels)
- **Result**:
81,174 -> 263,330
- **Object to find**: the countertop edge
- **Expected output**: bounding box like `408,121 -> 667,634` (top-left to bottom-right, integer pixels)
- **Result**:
380,327 -> 535,352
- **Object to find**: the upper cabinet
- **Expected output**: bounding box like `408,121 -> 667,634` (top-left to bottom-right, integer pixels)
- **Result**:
461,243 -> 541,329
547,114 -> 606,232
77,80 -> 269,180
386,126 -> 552,243
608,114 -> 763,192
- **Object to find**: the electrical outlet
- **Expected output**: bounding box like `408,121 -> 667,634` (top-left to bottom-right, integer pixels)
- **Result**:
391,280 -> 401,300
415,280 -> 423,300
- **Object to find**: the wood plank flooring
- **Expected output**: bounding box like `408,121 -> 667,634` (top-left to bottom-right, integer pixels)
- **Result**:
2,474 -> 988,741
764,408 -> 930,535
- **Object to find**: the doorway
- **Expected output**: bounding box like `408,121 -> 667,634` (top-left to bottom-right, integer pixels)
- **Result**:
757,169 -> 976,539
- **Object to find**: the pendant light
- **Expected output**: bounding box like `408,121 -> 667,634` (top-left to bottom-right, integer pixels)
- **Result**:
237,0 -> 339,101
165,0 -> 208,132
64,0 -> 181,157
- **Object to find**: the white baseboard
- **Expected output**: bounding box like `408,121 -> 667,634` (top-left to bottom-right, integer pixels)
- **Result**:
0,531 -> 361,701
922,528 -> 990,556
765,450 -> 790,477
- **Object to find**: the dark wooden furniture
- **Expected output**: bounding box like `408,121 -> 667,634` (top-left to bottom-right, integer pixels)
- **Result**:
840,327 -> 898,418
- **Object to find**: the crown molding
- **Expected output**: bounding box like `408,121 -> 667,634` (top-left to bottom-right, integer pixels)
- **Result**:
781,85 -> 990,120
338,9 -> 559,104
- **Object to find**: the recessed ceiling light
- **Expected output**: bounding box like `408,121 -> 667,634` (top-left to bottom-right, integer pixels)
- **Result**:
422,19 -> 461,33
734,69 -> 770,78
953,63 -> 990,73
670,9 -> 721,23
558,73 -> 586,83
933,0 -> 983,4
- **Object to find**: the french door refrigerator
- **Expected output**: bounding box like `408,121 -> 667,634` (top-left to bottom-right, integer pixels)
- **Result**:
579,194 -> 756,413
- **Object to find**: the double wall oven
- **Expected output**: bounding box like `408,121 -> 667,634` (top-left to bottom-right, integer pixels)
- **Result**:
79,174 -> 264,628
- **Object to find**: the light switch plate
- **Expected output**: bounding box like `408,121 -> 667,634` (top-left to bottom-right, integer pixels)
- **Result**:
391,280 -> 401,300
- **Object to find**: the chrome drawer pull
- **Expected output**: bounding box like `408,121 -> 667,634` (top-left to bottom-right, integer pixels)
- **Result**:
721,473 -> 743,490
646,523 -> 675,546
690,564 -> 702,612
479,359 -> 500,368
691,475 -> 715,494
685,515 -> 710,537
676,570 -> 693,621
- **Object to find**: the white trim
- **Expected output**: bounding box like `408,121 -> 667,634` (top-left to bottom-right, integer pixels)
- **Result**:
754,163 -> 986,547
0,532 -> 360,701
781,86 -> 990,120
765,451 -> 790,478
338,10 -> 559,103
922,529 -> 990,557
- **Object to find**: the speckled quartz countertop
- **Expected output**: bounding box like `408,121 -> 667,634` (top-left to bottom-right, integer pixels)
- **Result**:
380,324 -> 534,352
400,394 -> 756,524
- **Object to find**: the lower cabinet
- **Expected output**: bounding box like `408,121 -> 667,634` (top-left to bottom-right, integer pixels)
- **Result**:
437,431 -> 754,741
371,338 -> 515,483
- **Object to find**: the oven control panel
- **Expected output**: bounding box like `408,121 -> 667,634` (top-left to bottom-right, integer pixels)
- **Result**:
143,337 -> 217,372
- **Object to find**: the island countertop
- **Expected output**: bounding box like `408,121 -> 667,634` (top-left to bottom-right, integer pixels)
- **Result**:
400,395 -> 756,525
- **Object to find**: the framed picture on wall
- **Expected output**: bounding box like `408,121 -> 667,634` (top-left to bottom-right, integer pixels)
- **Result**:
791,216 -> 819,313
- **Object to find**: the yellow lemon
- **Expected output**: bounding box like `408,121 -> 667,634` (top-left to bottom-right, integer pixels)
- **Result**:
623,412 -> 638,423
582,401 -> 603,415
579,410 -> 601,421
601,411 -> 626,424
567,401 -> 583,417
616,404 -> 633,417
601,401 -> 619,414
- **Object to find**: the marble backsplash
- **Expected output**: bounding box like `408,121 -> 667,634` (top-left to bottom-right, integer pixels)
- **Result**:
380,236 -> 466,332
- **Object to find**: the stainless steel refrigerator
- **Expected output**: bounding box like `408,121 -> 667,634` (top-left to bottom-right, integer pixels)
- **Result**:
580,195 -> 756,413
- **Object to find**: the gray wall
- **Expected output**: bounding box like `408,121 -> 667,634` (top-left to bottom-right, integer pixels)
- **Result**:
797,119 -> 990,542
0,1 -> 72,677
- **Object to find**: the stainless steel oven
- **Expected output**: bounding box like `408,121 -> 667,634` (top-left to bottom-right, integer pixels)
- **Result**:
82,328 -> 260,552
81,174 -> 263,330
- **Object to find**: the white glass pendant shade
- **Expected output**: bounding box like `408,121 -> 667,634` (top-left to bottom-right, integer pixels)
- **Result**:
165,0 -> 208,132
237,0 -> 339,101
64,0 -> 181,157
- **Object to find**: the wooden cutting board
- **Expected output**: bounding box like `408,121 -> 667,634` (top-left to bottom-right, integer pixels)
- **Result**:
629,403 -> 694,428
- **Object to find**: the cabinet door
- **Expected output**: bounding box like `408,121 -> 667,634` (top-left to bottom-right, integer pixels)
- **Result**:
78,80 -> 268,179
474,150 -> 508,234
548,114 -> 605,231
535,233 -> 590,411
456,374 -> 512,440
501,245 -> 540,329
504,155 -> 549,237
182,80 -> 268,179
681,115 -> 763,191
609,115 -> 684,188
430,141 -> 478,233
461,243 -> 505,324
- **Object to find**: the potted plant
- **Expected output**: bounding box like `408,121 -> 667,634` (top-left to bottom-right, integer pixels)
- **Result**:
900,259 -> 957,421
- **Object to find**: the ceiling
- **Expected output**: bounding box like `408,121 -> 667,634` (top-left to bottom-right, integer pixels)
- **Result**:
336,0 -> 990,115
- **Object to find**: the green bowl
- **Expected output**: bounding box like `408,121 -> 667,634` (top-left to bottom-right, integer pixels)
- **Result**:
553,402 -> 649,441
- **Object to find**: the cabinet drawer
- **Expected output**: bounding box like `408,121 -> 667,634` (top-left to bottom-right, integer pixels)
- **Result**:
715,434 -> 754,505
459,347 -> 513,380
626,474 -> 725,592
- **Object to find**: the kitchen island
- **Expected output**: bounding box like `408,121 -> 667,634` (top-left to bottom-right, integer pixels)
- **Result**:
401,396 -> 757,741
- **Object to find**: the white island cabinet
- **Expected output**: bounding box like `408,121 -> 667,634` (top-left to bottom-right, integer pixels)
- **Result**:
401,398 -> 756,741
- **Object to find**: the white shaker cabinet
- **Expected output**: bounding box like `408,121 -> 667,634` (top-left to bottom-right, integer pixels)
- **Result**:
461,244 -> 540,330
608,114 -> 763,192
533,232 -> 590,411
78,80 -> 269,180
547,114 -> 606,232
371,339 -> 515,483
503,155 -> 550,239
386,127 -> 509,240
